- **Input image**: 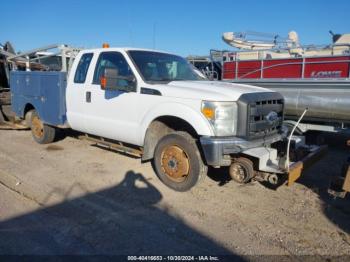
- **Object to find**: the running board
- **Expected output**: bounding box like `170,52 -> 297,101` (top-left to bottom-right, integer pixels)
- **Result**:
78,134 -> 143,158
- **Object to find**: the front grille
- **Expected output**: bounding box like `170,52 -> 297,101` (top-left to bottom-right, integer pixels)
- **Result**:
248,99 -> 284,138
236,92 -> 284,140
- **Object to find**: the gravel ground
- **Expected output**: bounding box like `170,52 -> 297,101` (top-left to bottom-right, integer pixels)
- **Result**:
0,128 -> 349,258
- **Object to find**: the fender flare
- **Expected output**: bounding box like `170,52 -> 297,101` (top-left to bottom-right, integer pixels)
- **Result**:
139,102 -> 213,145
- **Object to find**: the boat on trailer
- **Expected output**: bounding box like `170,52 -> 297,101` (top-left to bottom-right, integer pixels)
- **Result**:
208,31 -> 350,132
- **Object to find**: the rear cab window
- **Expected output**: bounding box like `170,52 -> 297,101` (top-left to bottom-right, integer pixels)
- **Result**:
74,53 -> 93,84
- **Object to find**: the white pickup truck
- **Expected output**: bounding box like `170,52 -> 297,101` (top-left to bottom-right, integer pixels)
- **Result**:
9,46 -> 325,191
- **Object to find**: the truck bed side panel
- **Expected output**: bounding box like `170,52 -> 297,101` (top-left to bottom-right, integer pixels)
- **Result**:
10,71 -> 67,126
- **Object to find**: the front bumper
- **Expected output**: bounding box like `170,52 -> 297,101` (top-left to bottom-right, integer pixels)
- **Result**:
200,134 -> 282,166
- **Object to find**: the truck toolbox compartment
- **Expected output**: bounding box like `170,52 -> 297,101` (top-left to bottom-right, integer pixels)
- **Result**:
10,71 -> 67,126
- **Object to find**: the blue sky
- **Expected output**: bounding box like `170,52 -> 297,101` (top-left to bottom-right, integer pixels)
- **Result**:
2,0 -> 349,56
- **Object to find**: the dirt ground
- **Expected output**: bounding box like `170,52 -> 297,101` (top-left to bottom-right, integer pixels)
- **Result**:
0,128 -> 350,259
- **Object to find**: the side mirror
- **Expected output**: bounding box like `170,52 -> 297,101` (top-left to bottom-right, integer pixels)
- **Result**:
100,68 -> 119,91
100,68 -> 136,92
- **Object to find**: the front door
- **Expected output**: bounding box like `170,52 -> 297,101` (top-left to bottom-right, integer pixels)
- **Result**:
83,51 -> 140,145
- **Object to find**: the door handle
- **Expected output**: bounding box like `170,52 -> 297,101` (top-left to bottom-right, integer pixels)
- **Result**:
86,91 -> 91,103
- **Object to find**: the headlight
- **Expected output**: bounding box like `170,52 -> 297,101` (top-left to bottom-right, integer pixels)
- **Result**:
201,101 -> 238,136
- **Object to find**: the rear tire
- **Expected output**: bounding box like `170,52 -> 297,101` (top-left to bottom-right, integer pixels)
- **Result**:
30,110 -> 56,144
153,131 -> 207,192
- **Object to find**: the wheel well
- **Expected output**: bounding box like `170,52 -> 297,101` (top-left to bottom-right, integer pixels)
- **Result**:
23,103 -> 35,127
23,103 -> 35,117
154,116 -> 198,138
142,116 -> 199,161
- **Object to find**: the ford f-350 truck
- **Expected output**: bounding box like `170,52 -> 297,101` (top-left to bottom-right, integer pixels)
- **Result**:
9,46 -> 325,191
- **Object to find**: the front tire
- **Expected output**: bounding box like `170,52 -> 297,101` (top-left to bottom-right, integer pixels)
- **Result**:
153,131 -> 207,192
30,110 -> 56,144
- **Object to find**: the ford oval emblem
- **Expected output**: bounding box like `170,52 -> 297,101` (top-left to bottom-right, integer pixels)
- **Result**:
265,111 -> 278,125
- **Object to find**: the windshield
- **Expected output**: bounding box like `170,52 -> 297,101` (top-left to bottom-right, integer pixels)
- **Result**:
128,50 -> 205,83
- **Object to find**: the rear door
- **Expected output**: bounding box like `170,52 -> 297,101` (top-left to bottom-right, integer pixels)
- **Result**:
66,52 -> 94,132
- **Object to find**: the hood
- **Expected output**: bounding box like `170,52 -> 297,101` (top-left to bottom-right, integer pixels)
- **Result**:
151,81 -> 273,101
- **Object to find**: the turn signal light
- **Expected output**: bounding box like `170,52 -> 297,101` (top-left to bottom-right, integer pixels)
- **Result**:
202,107 -> 215,119
100,76 -> 106,89
102,43 -> 110,48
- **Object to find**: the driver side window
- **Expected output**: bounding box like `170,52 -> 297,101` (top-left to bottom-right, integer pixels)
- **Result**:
93,52 -> 135,90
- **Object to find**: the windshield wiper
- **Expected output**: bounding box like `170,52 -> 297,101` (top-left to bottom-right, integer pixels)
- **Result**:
148,78 -> 173,82
147,77 -> 197,82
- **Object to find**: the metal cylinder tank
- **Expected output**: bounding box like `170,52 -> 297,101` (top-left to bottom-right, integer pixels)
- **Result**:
231,79 -> 350,124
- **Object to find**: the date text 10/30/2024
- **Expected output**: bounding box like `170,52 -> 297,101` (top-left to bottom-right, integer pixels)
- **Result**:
127,256 -> 220,261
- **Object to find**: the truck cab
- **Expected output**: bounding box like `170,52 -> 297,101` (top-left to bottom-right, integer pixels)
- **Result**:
67,47 -> 283,142
10,46 -> 325,192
